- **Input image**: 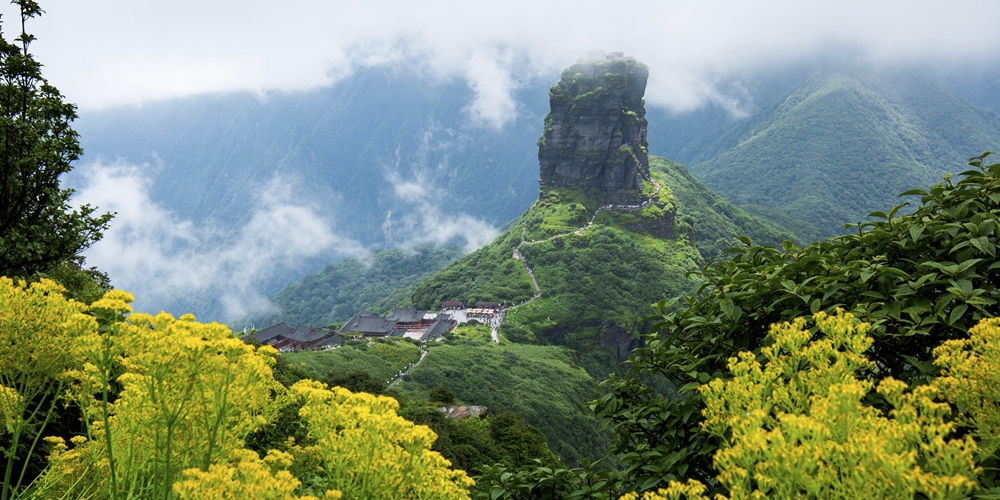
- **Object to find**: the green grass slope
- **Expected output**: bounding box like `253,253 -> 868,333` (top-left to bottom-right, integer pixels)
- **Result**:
690,64 -> 1000,238
394,341 -> 603,464
283,339 -> 422,383
238,244 -> 462,329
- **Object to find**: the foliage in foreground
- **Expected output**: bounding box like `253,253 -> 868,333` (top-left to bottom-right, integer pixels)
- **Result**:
643,311 -> 979,500
593,153 -> 1000,490
0,278 -> 472,499
0,1 -> 113,279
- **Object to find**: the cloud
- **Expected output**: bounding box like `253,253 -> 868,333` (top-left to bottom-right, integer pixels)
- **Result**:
464,47 -> 522,128
11,0 -> 999,126
385,169 -> 500,253
72,161 -> 365,320
378,122 -> 501,251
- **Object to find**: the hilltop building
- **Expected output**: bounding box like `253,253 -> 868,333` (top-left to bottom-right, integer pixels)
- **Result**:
339,307 -> 456,342
252,322 -> 341,352
437,405 -> 488,419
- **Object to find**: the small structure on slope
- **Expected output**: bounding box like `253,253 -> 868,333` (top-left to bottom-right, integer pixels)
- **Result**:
437,405 -> 488,419
251,322 -> 341,351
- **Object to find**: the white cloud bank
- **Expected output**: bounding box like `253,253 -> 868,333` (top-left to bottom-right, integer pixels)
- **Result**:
8,0 -> 998,128
72,160 -> 500,320
387,170 -> 500,253
72,161 -> 365,319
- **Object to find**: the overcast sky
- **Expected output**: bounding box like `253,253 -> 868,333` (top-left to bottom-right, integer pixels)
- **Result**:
5,0 -> 999,127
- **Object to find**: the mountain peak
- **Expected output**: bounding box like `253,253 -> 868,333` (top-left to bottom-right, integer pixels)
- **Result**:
538,55 -> 650,203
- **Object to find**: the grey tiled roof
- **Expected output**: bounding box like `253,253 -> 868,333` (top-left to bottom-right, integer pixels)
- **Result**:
386,307 -> 426,323
339,312 -> 399,335
312,335 -> 341,348
420,318 -> 454,341
289,324 -> 334,343
254,322 -> 292,344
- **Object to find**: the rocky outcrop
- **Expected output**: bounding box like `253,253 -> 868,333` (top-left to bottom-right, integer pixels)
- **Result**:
538,54 -> 650,203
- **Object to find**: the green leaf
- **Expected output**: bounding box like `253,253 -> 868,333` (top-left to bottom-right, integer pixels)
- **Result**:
900,355 -> 935,375
950,304 -> 968,325
720,299 -> 735,320
970,236 -> 995,257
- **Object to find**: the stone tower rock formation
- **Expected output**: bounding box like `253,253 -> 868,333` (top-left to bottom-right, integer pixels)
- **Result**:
537,54 -> 650,203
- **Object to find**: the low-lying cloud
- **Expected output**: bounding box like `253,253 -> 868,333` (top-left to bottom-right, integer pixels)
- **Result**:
17,1 -> 1000,128
72,157 -> 500,322
386,170 -> 500,253
73,161 -> 365,320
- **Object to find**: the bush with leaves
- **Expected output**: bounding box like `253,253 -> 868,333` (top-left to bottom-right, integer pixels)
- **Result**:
637,310 -> 979,500
474,458 -> 622,500
0,1 -> 112,279
592,153 -> 1000,490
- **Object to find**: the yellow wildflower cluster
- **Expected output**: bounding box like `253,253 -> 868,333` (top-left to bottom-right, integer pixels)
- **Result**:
934,317 -> 1000,457
618,479 -> 708,500
0,279 -> 473,499
172,449 -> 342,500
42,296 -> 287,497
288,380 -> 475,499
0,278 -> 91,497
0,384 -> 20,431
642,311 -> 979,500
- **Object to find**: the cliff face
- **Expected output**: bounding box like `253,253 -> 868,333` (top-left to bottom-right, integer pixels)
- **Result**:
538,56 -> 650,203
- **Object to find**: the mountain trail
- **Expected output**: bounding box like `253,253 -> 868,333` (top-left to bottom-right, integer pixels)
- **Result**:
498,182 -> 661,335
388,347 -> 427,389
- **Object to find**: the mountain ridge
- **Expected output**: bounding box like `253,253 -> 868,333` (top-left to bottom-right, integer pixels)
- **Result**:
665,63 -> 1000,237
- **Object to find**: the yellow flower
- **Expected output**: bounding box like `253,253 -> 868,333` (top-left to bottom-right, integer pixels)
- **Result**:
676,310 -> 980,500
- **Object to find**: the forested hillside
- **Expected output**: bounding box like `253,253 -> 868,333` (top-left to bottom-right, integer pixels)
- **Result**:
75,60 -> 1000,321
240,244 -> 463,329
396,338 -> 605,465
73,67 -> 551,321
659,64 -> 1000,237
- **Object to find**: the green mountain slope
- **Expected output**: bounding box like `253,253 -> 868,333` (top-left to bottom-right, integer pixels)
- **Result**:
688,64 -> 1000,237
395,341 -> 603,464
240,244 -> 463,329
400,154 -> 791,462
411,155 -> 793,373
